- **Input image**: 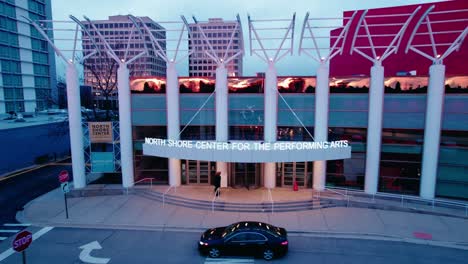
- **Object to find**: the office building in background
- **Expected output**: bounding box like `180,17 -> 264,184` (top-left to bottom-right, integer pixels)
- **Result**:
189,18 -> 243,77
0,0 -> 57,114
82,15 -> 166,109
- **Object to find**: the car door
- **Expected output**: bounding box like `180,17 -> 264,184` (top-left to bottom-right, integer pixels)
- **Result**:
246,232 -> 268,253
224,232 -> 250,256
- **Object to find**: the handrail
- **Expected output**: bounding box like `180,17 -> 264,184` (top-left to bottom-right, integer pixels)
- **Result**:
267,188 -> 274,213
325,186 -> 468,216
163,186 -> 176,207
323,187 -> 350,206
212,188 -> 220,212
134,177 -> 153,188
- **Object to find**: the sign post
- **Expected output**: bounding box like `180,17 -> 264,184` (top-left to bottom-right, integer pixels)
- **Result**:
13,230 -> 33,264
59,170 -> 70,219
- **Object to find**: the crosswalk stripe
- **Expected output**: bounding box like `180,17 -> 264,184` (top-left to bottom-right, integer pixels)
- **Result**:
0,230 -> 19,233
3,223 -> 30,227
204,258 -> 254,263
0,237 -> 7,241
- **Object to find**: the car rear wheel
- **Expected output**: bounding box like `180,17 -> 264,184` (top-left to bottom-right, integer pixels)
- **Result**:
263,248 -> 274,260
208,247 -> 221,258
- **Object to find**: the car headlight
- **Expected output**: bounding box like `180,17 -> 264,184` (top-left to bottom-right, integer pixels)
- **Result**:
199,241 -> 208,246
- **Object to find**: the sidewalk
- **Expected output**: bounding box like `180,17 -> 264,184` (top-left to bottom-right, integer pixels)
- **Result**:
17,186 -> 468,250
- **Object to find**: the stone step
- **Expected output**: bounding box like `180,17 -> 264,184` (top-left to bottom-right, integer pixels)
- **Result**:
139,190 -> 332,208
141,190 -> 330,205
136,190 -> 336,212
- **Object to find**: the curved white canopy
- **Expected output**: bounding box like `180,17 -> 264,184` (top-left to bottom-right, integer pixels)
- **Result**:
143,139 -> 351,163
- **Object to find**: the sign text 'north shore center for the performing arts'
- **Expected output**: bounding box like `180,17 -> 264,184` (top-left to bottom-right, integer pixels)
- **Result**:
143,138 -> 352,163
145,138 -> 349,151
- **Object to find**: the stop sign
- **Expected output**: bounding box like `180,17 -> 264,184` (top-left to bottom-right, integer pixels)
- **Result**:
13,231 -> 33,252
58,170 -> 69,183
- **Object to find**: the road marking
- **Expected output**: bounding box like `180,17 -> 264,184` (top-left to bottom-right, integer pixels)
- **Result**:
0,226 -> 54,261
0,230 -> 19,233
0,156 -> 70,183
79,241 -> 110,264
3,223 -> 31,227
204,258 -> 254,263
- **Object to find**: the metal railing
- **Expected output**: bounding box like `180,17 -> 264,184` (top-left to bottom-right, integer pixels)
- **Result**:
212,188 -> 220,212
133,177 -> 154,188
324,186 -> 468,216
163,186 -> 176,207
267,188 -> 274,213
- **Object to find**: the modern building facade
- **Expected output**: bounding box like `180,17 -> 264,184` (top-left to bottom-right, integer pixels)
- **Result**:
82,15 -> 166,109
188,18 -> 243,77
41,1 -> 467,202
129,75 -> 468,200
0,0 -> 57,114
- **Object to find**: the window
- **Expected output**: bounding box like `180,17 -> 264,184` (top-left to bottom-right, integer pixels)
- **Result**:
247,233 -> 267,241
229,233 -> 248,242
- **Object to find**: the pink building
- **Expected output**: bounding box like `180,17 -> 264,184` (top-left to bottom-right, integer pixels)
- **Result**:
330,0 -> 468,77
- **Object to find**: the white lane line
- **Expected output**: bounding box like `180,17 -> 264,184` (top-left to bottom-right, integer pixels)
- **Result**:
0,237 -> 7,241
3,223 -> 31,227
204,258 -> 254,263
0,226 -> 54,262
0,230 -> 19,233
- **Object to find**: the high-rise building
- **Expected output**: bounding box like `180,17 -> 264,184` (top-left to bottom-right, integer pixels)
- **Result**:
82,15 -> 166,109
189,18 -> 243,77
0,0 -> 57,114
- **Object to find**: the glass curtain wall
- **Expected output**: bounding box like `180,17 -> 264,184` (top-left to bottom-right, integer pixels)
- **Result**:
132,126 -> 168,184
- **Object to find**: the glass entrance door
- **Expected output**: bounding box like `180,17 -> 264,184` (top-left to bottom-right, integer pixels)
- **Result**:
277,162 -> 309,187
182,160 -> 215,185
231,163 -> 260,189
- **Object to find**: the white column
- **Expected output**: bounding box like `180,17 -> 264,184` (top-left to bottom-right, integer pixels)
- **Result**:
215,64 -> 229,187
264,61 -> 277,189
166,62 -> 181,187
313,62 -> 330,191
66,63 -> 86,189
420,64 -> 445,199
117,64 -> 134,188
364,64 -> 384,195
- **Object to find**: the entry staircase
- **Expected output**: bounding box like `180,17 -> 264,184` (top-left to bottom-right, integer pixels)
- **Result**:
135,188 -> 338,213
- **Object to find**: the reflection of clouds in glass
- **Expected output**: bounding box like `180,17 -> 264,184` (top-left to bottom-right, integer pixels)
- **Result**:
130,75 -> 468,93
130,78 -> 166,91
277,77 -> 316,92
385,77 -> 428,90
446,76 -> 468,88
179,77 -> 215,92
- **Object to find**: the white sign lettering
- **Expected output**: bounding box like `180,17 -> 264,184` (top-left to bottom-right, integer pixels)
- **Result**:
144,138 -> 349,151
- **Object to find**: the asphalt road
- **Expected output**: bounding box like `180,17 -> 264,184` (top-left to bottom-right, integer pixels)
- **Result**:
0,160 -> 71,242
1,227 -> 467,264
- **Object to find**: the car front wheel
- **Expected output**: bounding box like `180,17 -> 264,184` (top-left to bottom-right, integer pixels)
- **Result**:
208,247 -> 221,258
263,248 -> 274,260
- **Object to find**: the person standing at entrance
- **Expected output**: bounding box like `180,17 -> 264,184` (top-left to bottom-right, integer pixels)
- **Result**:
214,172 -> 221,197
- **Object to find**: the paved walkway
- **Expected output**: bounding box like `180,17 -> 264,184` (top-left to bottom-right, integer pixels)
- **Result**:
16,186 -> 468,250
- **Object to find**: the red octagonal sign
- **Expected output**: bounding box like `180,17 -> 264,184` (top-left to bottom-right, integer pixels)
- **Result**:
58,170 -> 69,183
13,230 -> 33,252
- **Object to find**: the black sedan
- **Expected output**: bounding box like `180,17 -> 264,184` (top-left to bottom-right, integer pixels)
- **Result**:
198,221 -> 288,260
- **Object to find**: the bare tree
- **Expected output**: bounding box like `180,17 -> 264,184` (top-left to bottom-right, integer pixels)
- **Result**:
81,50 -> 119,121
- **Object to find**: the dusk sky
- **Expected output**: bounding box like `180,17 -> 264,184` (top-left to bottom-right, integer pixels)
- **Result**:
51,0 -> 442,78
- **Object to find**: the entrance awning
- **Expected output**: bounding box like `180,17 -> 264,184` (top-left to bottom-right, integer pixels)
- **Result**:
143,139 -> 351,162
